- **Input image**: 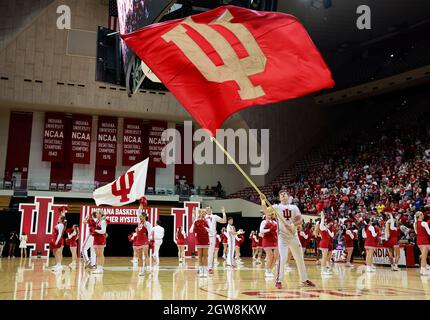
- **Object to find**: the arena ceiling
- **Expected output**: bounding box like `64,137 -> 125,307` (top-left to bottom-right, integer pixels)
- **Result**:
277,0 -> 430,51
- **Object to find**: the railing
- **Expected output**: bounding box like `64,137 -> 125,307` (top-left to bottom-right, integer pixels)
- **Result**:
0,178 -> 215,197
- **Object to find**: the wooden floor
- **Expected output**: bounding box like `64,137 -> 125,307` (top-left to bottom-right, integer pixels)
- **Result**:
1,257 -> 430,300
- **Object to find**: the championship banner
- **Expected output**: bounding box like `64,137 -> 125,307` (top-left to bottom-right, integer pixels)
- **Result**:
42,112 -> 65,162
122,118 -> 144,166
70,114 -> 92,164
96,116 -> 118,166
148,121 -> 167,168
79,205 -> 159,254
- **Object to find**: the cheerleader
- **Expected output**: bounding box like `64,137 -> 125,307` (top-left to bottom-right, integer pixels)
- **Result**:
51,215 -> 66,272
259,210 -> 278,278
66,225 -> 79,268
226,217 -> 242,268
92,210 -> 108,274
19,232 -> 28,258
384,212 -> 400,271
128,231 -> 138,263
250,231 -> 258,260
135,197 -> 152,276
220,227 -> 228,260
313,220 -> 322,265
343,223 -> 357,267
319,211 -> 334,275
214,233 -> 221,266
235,231 -> 245,264
175,226 -> 187,263
298,225 -> 309,257
414,211 -> 430,276
82,211 -> 97,269
362,218 -> 379,273
189,208 -> 210,277
256,232 -> 263,263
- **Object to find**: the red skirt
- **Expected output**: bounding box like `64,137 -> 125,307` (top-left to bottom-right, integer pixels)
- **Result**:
319,239 -> 333,251
177,238 -> 186,245
262,238 -> 277,249
93,234 -> 106,247
195,236 -> 209,247
50,238 -> 64,250
69,240 -> 78,247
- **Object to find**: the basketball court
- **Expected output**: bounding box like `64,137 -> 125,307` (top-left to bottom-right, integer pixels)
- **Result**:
2,257 -> 430,300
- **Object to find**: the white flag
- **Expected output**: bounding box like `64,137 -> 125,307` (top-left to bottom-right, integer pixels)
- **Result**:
93,158 -> 149,206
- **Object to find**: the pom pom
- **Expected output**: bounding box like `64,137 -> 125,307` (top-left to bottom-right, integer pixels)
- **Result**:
139,197 -> 148,206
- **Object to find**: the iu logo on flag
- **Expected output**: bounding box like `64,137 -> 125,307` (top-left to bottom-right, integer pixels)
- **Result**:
162,9 -> 267,100
111,171 -> 135,203
19,197 -> 67,257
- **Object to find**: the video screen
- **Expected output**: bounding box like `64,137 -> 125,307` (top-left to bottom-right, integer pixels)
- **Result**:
117,0 -> 175,71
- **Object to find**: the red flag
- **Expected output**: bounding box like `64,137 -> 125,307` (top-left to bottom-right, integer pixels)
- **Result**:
122,5 -> 334,136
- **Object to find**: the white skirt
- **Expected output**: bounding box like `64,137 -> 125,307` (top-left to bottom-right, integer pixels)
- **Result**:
19,242 -> 27,249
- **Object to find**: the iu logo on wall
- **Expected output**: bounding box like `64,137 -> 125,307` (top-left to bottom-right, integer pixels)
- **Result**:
171,201 -> 200,257
19,197 -> 67,257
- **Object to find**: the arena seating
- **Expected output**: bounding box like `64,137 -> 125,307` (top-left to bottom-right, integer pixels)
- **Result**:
229,104 -> 430,226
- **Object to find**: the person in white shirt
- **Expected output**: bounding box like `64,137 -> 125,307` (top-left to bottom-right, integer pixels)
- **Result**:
261,191 -> 315,288
226,217 -> 242,268
205,206 -> 227,273
82,212 -> 97,269
19,233 -> 28,258
151,220 -> 165,266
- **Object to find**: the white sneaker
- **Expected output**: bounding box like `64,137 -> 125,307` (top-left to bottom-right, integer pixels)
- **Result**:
92,267 -> 103,274
285,265 -> 293,272
345,262 -> 354,268
366,266 -> 375,273
371,266 -> 377,271
264,270 -> 272,278
391,265 -> 399,271
426,265 -> 430,270
321,268 -> 332,275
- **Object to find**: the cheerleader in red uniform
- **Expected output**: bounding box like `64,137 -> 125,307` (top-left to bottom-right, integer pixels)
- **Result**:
259,210 -> 278,278
190,208 -> 210,278
135,197 -> 152,276
221,227 -> 228,260
51,215 -> 66,272
319,211 -> 334,275
256,232 -> 263,263
362,217 -> 380,273
175,226 -> 187,263
128,231 -> 138,263
384,212 -> 400,271
66,224 -> 79,268
414,211 -> 430,276
250,231 -> 258,260
92,210 -> 108,274
343,223 -> 357,267
235,231 -> 245,264
298,225 -> 310,256
214,233 -> 221,266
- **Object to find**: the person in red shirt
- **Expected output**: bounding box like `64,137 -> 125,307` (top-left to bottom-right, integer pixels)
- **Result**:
384,212 -> 400,271
235,231 -> 245,264
319,211 -> 334,275
363,218 -> 380,273
128,231 -> 138,263
259,210 -> 278,278
66,224 -> 79,268
134,198 -> 152,276
343,224 -> 357,267
220,227 -> 228,260
175,226 -> 187,264
250,230 -> 258,260
190,208 -> 210,278
414,211 -> 430,276
92,210 -> 108,274
50,215 -> 66,272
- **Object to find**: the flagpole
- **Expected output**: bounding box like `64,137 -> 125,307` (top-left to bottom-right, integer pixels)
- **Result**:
210,136 -> 295,234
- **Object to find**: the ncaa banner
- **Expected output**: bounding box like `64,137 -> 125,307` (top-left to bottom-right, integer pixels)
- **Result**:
93,158 -> 149,206
96,116 -> 118,166
148,121 -> 167,168
42,112 -> 65,162
122,118 -> 144,166
70,114 -> 92,164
